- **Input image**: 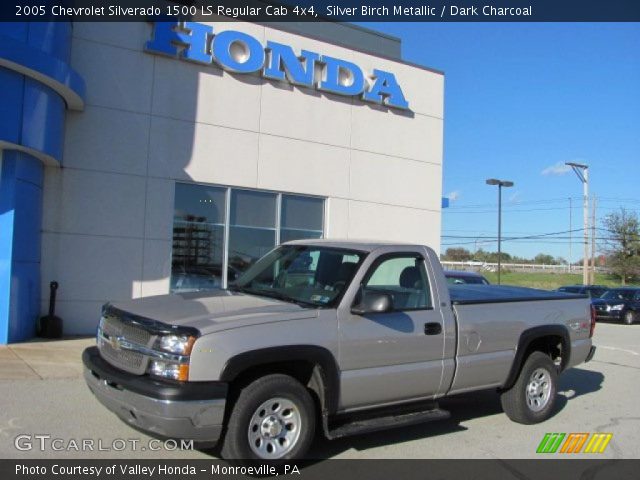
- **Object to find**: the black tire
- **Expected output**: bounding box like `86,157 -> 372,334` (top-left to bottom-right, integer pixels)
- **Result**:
623,310 -> 635,325
500,351 -> 558,425
220,374 -> 316,461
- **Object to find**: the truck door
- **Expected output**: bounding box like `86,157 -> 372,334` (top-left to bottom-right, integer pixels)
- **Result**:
337,251 -> 446,411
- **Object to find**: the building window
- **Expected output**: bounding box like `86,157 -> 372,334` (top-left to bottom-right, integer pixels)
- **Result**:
280,194 -> 324,243
171,184 -> 324,293
228,190 -> 277,278
171,184 -> 226,292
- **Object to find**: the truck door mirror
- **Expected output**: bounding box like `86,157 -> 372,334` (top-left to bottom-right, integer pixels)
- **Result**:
351,292 -> 393,315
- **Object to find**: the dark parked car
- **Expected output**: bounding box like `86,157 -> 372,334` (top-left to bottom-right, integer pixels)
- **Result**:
444,270 -> 490,285
557,285 -> 609,299
591,287 -> 640,325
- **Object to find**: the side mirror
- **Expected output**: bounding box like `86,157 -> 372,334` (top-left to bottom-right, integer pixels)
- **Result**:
351,292 -> 393,315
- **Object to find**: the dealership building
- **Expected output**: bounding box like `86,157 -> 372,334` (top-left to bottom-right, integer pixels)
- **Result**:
0,19 -> 444,343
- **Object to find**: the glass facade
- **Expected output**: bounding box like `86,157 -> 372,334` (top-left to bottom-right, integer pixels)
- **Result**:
171,183 -> 324,293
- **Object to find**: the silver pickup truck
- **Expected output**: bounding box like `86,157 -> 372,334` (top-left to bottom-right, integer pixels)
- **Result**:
83,240 -> 596,460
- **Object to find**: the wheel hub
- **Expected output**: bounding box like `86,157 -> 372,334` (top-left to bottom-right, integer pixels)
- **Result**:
248,397 -> 302,459
261,415 -> 283,438
526,368 -> 552,412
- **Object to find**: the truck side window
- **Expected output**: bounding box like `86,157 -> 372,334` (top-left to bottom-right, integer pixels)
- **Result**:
363,255 -> 432,310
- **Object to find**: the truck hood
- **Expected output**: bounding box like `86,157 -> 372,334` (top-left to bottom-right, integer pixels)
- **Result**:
109,290 -> 318,335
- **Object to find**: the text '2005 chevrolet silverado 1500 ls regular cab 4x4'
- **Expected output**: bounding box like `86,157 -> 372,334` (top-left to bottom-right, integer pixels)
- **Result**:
83,240 -> 596,460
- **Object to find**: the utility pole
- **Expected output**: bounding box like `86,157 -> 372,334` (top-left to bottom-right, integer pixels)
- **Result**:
568,197 -> 572,273
565,162 -> 589,285
590,197 -> 597,284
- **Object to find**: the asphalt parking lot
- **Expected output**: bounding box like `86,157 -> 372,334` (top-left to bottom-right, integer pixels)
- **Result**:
0,322 -> 638,460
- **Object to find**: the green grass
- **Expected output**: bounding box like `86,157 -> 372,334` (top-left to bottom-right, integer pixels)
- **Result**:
481,271 -> 624,290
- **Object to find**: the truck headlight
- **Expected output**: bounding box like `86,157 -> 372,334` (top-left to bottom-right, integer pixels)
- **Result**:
149,360 -> 190,381
153,334 -> 196,355
148,334 -> 197,381
610,304 -> 625,311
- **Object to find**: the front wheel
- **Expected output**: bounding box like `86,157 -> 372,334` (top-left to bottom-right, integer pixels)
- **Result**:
500,351 -> 558,424
623,310 -> 635,325
220,374 -> 316,461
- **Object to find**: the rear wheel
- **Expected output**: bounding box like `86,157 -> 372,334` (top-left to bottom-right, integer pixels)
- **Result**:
501,351 -> 557,424
220,374 -> 315,461
623,310 -> 635,325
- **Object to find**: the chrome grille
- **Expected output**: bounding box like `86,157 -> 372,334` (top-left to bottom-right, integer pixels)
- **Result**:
102,314 -> 152,346
97,313 -> 155,375
99,340 -> 145,371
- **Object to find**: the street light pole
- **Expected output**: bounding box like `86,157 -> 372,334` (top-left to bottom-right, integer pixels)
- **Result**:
565,162 -> 590,285
486,178 -> 514,285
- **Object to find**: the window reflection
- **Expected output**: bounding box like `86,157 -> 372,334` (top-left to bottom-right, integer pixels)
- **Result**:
171,184 -> 324,293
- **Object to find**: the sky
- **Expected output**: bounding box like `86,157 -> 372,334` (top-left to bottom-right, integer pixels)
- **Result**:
355,22 -> 640,262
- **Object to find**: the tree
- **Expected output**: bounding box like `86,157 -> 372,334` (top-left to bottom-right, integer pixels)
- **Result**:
443,247 -> 472,262
601,209 -> 640,284
533,253 -> 556,265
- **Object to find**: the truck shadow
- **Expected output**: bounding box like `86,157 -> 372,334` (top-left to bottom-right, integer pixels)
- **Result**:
308,390 -> 496,459
556,366 -> 604,401
308,367 -> 604,459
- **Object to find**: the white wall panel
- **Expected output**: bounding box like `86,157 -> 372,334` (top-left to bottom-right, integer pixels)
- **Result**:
63,106 -> 150,176
347,201 -> 441,251
141,239 -> 172,297
351,105 -> 443,164
71,38 -> 154,114
148,116 -> 259,187
260,81 -> 353,147
350,151 -> 442,209
326,198 -> 350,238
257,135 -> 350,197
41,299 -> 105,336
42,168 -> 146,238
41,232 -> 143,303
144,178 -> 175,240
152,56 -> 263,132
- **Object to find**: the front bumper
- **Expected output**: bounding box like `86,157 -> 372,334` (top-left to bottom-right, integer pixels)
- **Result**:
594,310 -> 624,321
83,347 -> 227,442
594,304 -> 624,320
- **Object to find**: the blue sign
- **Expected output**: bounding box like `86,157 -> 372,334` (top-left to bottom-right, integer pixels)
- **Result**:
145,21 -> 409,110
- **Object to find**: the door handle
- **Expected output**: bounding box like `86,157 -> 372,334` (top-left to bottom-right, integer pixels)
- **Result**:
424,322 -> 442,335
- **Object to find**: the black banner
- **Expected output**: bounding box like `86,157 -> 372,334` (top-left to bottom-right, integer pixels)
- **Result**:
4,0 -> 640,22
2,459 -> 640,480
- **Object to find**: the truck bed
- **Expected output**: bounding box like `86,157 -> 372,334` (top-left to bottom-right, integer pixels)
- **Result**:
448,284 -> 587,305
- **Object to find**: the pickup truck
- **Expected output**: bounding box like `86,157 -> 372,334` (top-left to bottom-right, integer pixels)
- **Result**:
83,240 -> 596,460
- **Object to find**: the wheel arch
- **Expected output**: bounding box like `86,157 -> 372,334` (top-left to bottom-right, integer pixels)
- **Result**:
219,345 -> 340,415
502,325 -> 571,391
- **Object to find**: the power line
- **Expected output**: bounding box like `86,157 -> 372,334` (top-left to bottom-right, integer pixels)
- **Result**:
444,206 -> 640,214
440,226 -> 629,247
444,196 -> 640,210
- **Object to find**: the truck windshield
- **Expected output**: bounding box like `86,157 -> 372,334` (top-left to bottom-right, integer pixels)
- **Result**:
230,245 -> 366,308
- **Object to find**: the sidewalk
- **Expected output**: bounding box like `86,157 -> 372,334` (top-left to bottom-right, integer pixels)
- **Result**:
0,337 -> 94,380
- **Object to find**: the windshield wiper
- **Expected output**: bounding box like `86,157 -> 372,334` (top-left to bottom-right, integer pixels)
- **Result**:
241,287 -> 319,308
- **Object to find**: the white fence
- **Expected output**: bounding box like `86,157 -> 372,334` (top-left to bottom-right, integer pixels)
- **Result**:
441,261 -> 608,274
